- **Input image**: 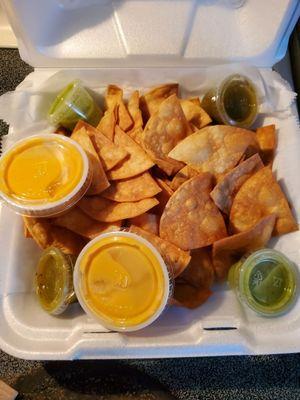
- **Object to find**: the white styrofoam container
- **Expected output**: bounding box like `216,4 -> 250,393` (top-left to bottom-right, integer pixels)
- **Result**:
0,0 -> 300,360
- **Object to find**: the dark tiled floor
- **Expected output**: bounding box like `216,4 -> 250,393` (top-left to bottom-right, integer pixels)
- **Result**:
1,48 -> 300,400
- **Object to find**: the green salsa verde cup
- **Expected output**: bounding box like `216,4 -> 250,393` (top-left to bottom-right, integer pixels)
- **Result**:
228,249 -> 298,317
48,80 -> 102,130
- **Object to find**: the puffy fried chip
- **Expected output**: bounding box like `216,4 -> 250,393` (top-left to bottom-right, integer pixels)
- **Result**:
168,125 -> 258,177
108,127 -> 154,180
53,207 -> 121,239
256,124 -> 276,165
78,196 -> 158,222
170,165 -> 199,191
23,220 -> 32,238
127,90 -> 143,132
102,171 -> 161,202
23,217 -> 85,255
140,83 -> 179,121
142,94 -> 191,175
210,154 -> 264,215
160,173 -> 227,250
129,213 -> 159,235
213,215 -> 276,281
129,225 -> 191,277
153,178 -> 174,215
105,85 -> 133,132
75,121 -> 128,171
118,101 -> 133,132
71,127 -> 110,194
230,167 -> 298,235
97,110 -> 116,141
180,98 -> 212,129
173,247 -> 214,308
172,283 -> 212,309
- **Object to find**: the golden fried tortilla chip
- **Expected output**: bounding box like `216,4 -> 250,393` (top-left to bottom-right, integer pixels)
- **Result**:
23,217 -> 85,255
23,220 -> 32,238
210,154 -> 264,215
71,127 -> 110,194
53,207 -> 121,239
108,127 -> 154,180
142,94 -> 191,175
105,85 -> 133,132
172,283 -> 212,309
170,165 -> 199,191
97,110 -> 116,141
129,213 -> 159,235
127,90 -> 143,132
78,196 -> 158,222
230,167 -> 298,235
102,171 -> 161,202
180,98 -> 212,129
129,225 -> 191,278
256,124 -> 276,165
172,244 -> 214,309
213,214 -> 276,281
140,83 -> 179,121
153,178 -> 174,215
160,173 -> 227,250
75,121 -> 128,171
178,248 -> 214,288
168,125 -> 258,177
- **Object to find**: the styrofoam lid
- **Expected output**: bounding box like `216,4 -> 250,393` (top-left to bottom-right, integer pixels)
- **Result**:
1,0 -> 300,68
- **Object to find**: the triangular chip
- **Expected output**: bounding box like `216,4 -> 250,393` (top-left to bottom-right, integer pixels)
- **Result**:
142,94 -> 191,175
129,225 -> 190,278
213,215 -> 276,281
52,207 -> 121,239
230,167 -> 298,235
71,127 -> 109,195
210,154 -> 264,215
170,165 -> 199,191
129,213 -> 159,235
23,217 -> 85,255
97,110 -> 116,141
102,171 -> 161,202
256,124 -> 276,165
118,101 -> 133,132
172,248 -> 214,309
168,125 -> 258,177
74,121 -> 128,171
105,85 -> 133,132
78,196 -> 158,222
127,90 -> 143,132
160,173 -> 227,250
108,127 -> 154,180
153,178 -> 174,216
180,98 -> 212,129
140,83 -> 179,121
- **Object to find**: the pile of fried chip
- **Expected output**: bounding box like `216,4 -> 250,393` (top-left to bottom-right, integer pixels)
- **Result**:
23,83 -> 298,310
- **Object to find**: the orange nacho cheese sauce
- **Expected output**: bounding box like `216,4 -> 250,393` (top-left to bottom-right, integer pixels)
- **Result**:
77,234 -> 168,330
0,136 -> 84,205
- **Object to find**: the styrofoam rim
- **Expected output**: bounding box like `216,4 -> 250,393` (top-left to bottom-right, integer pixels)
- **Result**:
0,133 -> 90,215
73,231 -> 170,332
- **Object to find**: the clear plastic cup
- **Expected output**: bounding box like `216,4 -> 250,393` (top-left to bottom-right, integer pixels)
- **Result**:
201,74 -> 258,129
0,134 -> 91,217
35,247 -> 77,315
47,80 -> 103,130
74,231 -> 171,332
228,249 -> 298,317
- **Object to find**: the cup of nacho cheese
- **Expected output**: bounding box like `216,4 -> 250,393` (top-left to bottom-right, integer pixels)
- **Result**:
0,134 -> 91,217
74,231 -> 170,332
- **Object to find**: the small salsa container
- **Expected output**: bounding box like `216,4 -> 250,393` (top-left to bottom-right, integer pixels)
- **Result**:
74,231 -> 171,332
228,249 -> 298,317
0,134 -> 91,217
36,247 -> 77,315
